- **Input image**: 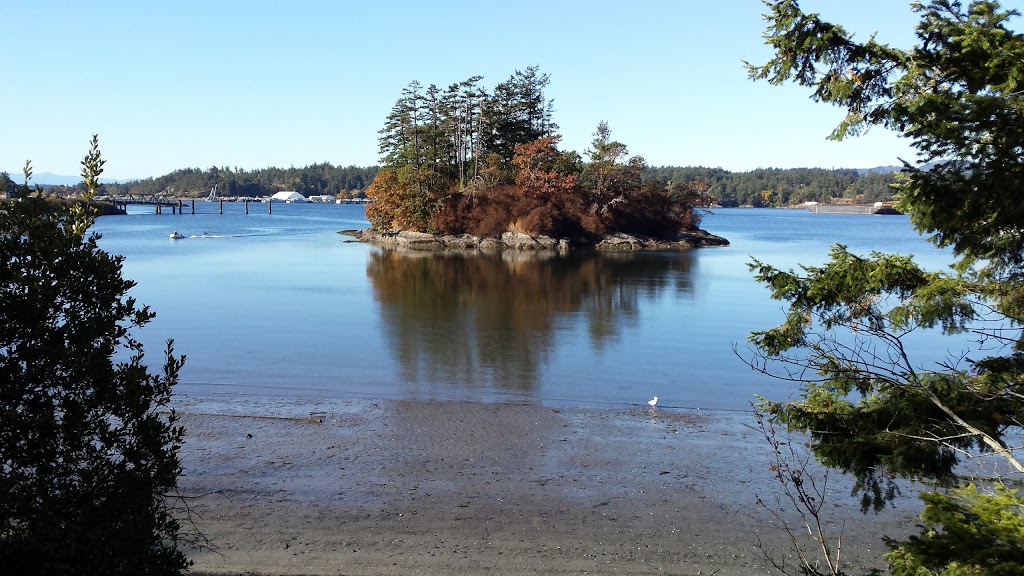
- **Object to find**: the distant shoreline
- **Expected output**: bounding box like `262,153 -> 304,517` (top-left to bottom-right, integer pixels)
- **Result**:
0,197 -> 124,216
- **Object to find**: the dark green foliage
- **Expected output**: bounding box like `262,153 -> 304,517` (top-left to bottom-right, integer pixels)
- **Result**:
748,246 -> 1018,511
0,172 -> 14,198
376,67 -> 557,192
369,70 -> 707,240
644,166 -> 899,207
94,162 -> 378,198
0,137 -> 189,575
748,1 -> 1024,573
480,66 -> 558,171
749,0 -> 1024,278
886,485 -> 1024,576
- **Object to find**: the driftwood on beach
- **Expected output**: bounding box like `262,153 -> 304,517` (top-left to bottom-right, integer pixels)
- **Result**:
339,228 -> 730,252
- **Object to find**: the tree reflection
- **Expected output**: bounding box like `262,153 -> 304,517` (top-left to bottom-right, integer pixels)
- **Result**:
366,249 -> 697,393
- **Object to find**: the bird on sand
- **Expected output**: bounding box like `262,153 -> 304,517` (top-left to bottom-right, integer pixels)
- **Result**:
648,396 -> 659,408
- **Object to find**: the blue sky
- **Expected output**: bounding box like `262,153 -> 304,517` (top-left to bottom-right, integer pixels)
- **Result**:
4,0 -> 929,180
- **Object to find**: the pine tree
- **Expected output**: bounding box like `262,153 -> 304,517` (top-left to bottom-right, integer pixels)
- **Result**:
747,1 -> 1024,572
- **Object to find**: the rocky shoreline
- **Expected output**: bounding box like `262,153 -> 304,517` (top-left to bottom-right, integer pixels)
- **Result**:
339,228 -> 729,252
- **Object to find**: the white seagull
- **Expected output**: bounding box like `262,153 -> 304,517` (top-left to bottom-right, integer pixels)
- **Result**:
648,396 -> 659,408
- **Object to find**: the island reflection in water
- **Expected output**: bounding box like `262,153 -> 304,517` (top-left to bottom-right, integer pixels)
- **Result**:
366,248 -> 698,393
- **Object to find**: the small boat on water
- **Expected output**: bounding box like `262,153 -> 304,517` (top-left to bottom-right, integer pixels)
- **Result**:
169,231 -> 185,239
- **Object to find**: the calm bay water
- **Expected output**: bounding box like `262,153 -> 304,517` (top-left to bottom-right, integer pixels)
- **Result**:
92,203 -> 956,412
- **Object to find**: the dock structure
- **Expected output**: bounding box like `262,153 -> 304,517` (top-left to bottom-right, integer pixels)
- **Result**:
805,202 -> 901,215
101,193 -> 368,214
109,194 -> 183,214
105,195 -> 278,215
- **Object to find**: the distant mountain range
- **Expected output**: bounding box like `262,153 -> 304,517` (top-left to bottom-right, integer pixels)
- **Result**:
859,165 -> 903,174
859,163 -> 943,174
2,171 -> 129,186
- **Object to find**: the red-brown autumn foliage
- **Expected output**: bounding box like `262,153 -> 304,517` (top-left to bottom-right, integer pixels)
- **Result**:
432,185 -> 516,237
509,136 -> 586,238
365,169 -> 403,230
371,133 -> 704,239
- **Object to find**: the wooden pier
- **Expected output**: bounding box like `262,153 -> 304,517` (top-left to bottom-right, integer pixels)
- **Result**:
108,196 -> 274,214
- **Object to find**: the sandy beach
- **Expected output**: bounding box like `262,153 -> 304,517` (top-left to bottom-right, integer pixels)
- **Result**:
176,397 -> 918,575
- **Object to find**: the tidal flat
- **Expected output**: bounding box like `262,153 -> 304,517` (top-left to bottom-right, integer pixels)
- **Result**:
178,397 -> 919,575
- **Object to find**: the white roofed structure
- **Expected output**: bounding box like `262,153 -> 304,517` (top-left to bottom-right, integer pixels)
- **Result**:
270,191 -> 306,202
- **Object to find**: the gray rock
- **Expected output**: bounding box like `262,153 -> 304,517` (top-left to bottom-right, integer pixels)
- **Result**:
339,228 -> 729,252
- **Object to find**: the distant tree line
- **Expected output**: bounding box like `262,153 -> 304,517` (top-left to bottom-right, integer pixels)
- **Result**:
2,164 -> 897,208
3,148 -> 896,214
644,166 -> 899,207
22,164 -> 379,199
3,165 -> 899,210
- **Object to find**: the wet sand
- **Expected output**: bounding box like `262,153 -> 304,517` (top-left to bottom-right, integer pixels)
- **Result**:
177,398 -> 918,575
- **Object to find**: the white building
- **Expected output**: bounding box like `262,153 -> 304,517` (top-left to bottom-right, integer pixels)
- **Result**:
270,191 -> 306,203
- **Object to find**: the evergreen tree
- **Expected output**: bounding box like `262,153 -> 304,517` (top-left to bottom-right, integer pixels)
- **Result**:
0,136 -> 190,575
480,66 -> 558,171
367,68 -> 701,240
747,1 -> 1024,573
0,172 -> 14,198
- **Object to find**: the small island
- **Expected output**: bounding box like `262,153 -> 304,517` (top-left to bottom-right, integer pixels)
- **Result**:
350,67 -> 728,251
